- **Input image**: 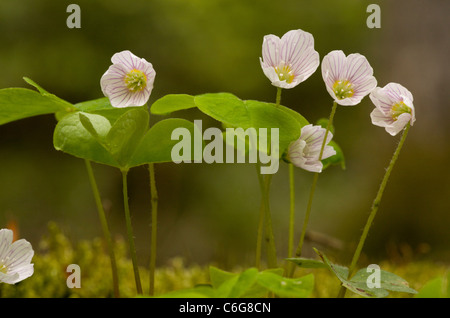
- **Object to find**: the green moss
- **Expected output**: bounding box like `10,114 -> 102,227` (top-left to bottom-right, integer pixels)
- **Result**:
0,223 -> 447,298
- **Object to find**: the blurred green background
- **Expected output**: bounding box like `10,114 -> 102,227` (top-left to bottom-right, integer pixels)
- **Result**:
0,0 -> 449,271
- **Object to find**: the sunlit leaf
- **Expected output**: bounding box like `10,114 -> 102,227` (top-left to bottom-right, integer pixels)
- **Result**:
151,94 -> 196,115
0,88 -> 71,125
53,112 -> 118,167
195,93 -> 301,155
129,118 -> 202,167
104,108 -> 149,168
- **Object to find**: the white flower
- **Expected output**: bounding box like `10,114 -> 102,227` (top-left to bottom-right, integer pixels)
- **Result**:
100,50 -> 156,108
370,83 -> 415,136
286,124 -> 336,173
321,50 -> 377,106
0,229 -> 34,284
260,29 -> 320,89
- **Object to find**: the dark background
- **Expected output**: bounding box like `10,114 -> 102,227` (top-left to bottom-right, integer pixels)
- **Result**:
0,0 -> 449,269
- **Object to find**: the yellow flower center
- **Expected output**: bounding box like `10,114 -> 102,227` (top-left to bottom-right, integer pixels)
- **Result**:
333,80 -> 354,99
390,101 -> 411,121
275,63 -> 295,83
125,69 -> 147,92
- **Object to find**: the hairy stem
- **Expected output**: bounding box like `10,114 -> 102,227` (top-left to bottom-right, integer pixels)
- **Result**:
338,123 -> 411,298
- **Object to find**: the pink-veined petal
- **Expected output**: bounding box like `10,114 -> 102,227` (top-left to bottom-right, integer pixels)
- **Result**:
385,113 -> 412,136
280,29 -> 314,68
261,34 -> 281,68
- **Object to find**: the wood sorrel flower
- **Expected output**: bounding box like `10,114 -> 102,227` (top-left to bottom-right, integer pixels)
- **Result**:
260,29 -> 320,89
322,50 -> 377,106
286,124 -> 336,173
101,50 -> 156,108
369,83 -> 416,136
0,229 -> 34,284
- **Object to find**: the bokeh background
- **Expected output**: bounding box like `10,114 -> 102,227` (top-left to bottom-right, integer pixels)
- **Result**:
0,0 -> 449,270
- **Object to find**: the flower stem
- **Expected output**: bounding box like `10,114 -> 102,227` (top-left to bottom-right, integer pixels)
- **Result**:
255,87 -> 282,269
285,163 -> 296,275
121,169 -> 143,295
338,122 -> 411,298
275,87 -> 282,107
84,159 -> 120,298
292,101 -> 338,266
256,163 -> 277,268
148,163 -> 158,296
255,196 -> 264,270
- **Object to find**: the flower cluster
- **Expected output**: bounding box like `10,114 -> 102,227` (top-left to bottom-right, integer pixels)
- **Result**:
257,29 -> 416,172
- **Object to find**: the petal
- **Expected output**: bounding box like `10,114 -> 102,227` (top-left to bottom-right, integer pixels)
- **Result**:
352,75 -> 377,100
322,50 -> 347,87
370,87 -> 396,114
0,271 -> 20,284
9,264 -> 34,284
111,50 -> 140,70
321,144 -> 337,160
5,239 -> 34,268
260,62 -> 280,85
370,107 -> 392,128
302,161 -> 323,173
345,53 -> 375,85
384,83 -> 414,104
100,64 -> 128,95
287,139 -> 307,167
261,34 -> 281,68
291,48 -> 320,84
385,113 -> 411,136
280,29 -> 314,67
0,229 -> 13,259
108,89 -> 133,108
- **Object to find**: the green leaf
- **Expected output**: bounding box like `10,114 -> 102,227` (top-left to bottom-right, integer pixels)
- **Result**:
129,118 -> 202,167
53,112 -> 118,167
313,249 -> 417,298
278,105 -> 309,128
415,273 -> 449,298
74,97 -> 114,112
104,108 -> 149,168
0,88 -> 71,125
256,272 -> 314,298
209,266 -> 237,289
151,94 -> 197,115
209,267 -> 259,298
351,268 -> 418,294
194,93 -> 301,155
313,248 -> 349,280
227,268 -> 259,298
341,280 -> 390,298
23,77 -> 76,111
